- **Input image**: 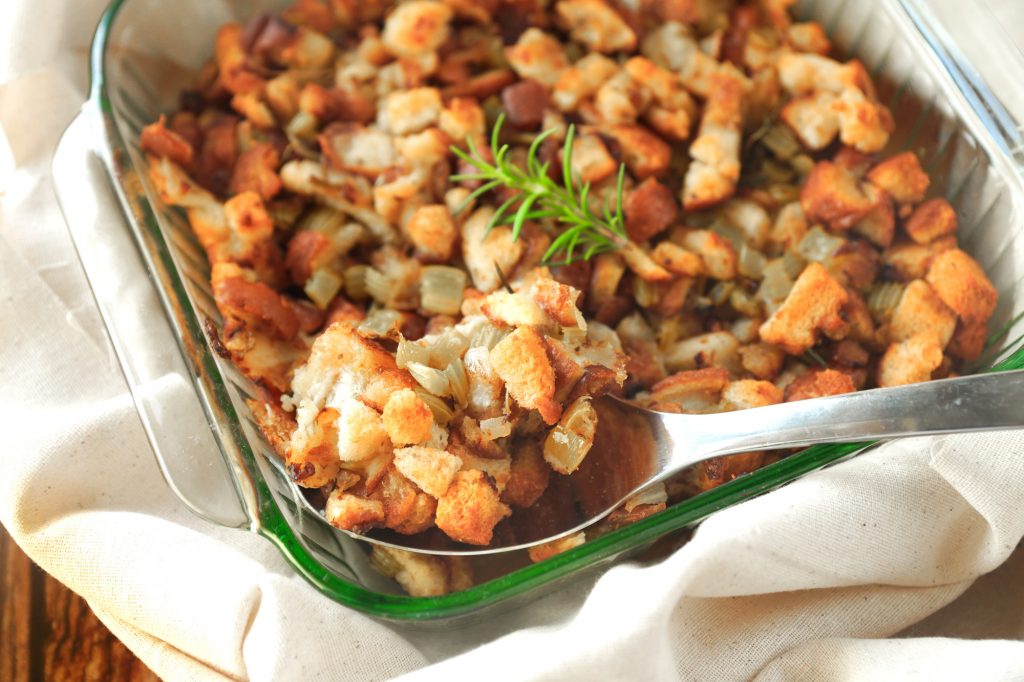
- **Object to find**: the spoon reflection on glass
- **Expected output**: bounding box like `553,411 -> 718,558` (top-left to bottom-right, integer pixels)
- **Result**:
354,369 -> 1024,556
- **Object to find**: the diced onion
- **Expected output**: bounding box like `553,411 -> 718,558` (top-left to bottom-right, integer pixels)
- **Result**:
867,281 -> 905,322
344,265 -> 371,300
758,258 -> 794,304
304,267 -> 344,310
729,288 -> 762,318
357,308 -> 402,339
782,250 -> 806,279
445,358 -> 470,407
633,278 -> 661,308
407,362 -> 450,397
297,205 -> 346,235
426,328 -> 470,369
364,267 -> 395,306
420,265 -> 467,316
396,338 -> 433,369
797,226 -> 845,263
624,482 -> 667,512
762,124 -> 801,161
709,217 -> 745,249
707,280 -> 734,307
543,397 -> 597,475
479,416 -> 512,440
738,244 -> 767,279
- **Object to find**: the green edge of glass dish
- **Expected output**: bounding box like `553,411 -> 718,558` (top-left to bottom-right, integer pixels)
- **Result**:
87,0 -> 1024,621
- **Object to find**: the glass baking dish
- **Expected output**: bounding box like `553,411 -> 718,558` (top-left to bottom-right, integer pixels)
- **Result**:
52,0 -> 1024,623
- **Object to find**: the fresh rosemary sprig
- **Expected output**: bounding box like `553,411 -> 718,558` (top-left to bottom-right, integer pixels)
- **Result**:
450,114 -> 629,266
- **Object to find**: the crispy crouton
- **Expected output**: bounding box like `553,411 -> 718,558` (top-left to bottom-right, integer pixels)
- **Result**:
651,367 -> 731,411
739,343 -> 787,380
334,396 -> 392,462
781,91 -> 839,150
905,198 -> 957,245
212,262 -> 300,340
461,207 -> 525,292
505,28 -> 570,87
404,204 -> 458,261
435,469 -> 512,545
393,446 -> 463,497
140,115 -> 194,167
382,389 -> 435,446
552,53 -> 619,111
325,490 -> 385,533
852,183 -> 895,248
369,546 -> 452,596
228,142 -> 282,201
594,70 -> 648,124
651,242 -> 704,277
947,319 -> 988,362
723,380 -> 783,409
888,280 -> 957,348
556,0 -> 636,53
604,124 -> 673,180
760,262 -> 850,355
665,331 -> 741,373
682,72 -> 743,209
620,242 -> 674,282
783,368 -> 855,401
382,1 -> 453,57
529,276 -> 585,328
877,332 -> 944,387
502,442 -> 551,508
625,177 -> 679,243
481,290 -> 552,328
801,161 -> 875,231
571,133 -> 619,184
490,326 -> 561,424
385,87 -> 443,135
881,241 -> 936,281
925,249 -> 997,326
439,97 -> 486,147
866,152 -> 930,205
787,22 -> 831,54
681,230 -> 738,280
528,532 -> 587,563
320,123 -> 397,176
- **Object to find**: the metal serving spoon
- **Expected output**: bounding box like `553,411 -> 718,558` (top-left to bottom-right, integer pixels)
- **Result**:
360,369 -> 1024,556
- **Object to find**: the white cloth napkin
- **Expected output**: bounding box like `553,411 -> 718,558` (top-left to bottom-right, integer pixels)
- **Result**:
4,1 -> 1024,680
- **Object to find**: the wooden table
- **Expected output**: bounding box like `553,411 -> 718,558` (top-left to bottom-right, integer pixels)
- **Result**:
1,524 -> 159,681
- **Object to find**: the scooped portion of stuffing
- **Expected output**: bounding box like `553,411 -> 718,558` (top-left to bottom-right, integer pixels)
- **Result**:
141,0 -> 997,596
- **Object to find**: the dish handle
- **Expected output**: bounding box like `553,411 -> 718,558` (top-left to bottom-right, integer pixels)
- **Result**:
52,108 -> 251,530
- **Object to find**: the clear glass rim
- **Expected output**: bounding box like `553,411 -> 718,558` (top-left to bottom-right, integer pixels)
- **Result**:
86,0 -> 1024,621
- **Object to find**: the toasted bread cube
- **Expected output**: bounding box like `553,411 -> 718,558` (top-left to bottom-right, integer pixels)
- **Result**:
905,198 -> 957,245
571,133 -> 619,184
502,442 -> 551,508
490,326 -> 561,424
833,88 -> 894,154
651,367 -> 731,411
404,204 -> 457,261
604,124 -> 673,180
680,230 -> 738,280
783,368 -> 855,401
877,332 -> 944,387
739,343 -> 787,380
552,53 -> 619,111
594,70 -> 647,124
787,22 -> 831,54
506,28 -> 570,87
528,276 -> 585,329
625,178 -> 679,243
435,469 -> 512,545
947,319 -> 988,362
320,123 -> 397,176
528,532 -> 587,563
382,1 -> 452,57
385,87 -> 442,135
502,79 -> 550,130
393,446 -> 463,498
620,242 -> 673,282
665,331 -> 740,373
325,490 -> 385,533
881,241 -> 936,281
852,183 -> 895,248
866,152 -> 930,205
461,207 -> 524,292
335,397 -> 393,462
651,242 -> 704,277
382,389 -> 435,446
723,380 -> 783,410
760,262 -> 850,355
480,290 -> 552,328
801,161 -> 875,231
556,0 -> 637,53
925,249 -> 997,326
440,97 -> 486,147
369,546 -> 453,597
888,280 -> 957,348
781,91 -> 839,150
682,73 -> 743,209
140,115 -> 194,167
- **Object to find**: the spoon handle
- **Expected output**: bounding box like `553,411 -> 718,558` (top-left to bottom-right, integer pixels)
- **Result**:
666,370 -> 1024,471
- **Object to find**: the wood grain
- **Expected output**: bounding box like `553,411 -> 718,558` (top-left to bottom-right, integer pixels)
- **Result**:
0,525 -> 160,682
